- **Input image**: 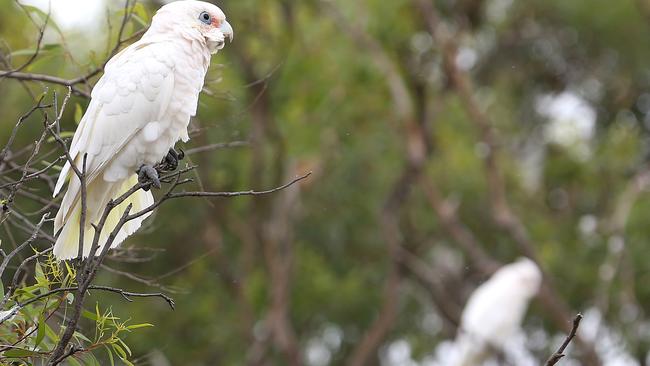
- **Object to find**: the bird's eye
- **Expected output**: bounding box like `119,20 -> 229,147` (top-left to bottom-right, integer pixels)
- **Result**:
199,11 -> 211,25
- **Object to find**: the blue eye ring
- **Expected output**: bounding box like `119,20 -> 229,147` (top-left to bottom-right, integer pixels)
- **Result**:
199,11 -> 211,25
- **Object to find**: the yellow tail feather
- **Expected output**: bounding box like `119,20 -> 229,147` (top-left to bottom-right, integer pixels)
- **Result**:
53,174 -> 154,260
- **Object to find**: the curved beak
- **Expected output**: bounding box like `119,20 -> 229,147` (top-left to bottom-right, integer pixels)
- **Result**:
220,20 -> 234,42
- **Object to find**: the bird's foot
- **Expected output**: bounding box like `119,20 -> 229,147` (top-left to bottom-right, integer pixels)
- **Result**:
137,164 -> 161,191
160,147 -> 184,172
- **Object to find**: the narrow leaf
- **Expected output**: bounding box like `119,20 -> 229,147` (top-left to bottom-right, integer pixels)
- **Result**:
4,348 -> 36,357
104,345 -> 115,366
125,323 -> 154,330
34,314 -> 45,347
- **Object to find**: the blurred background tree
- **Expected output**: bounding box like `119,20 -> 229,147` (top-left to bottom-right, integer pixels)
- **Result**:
1,0 -> 650,364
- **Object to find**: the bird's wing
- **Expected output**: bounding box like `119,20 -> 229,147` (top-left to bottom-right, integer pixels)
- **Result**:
460,275 -> 530,343
53,39 -> 177,227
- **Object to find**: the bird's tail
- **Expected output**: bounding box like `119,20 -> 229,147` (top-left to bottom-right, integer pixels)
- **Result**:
53,174 -> 154,260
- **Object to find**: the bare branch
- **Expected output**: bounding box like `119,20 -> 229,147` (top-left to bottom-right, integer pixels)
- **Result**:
1,4 -> 50,76
125,171 -> 313,223
0,93 -> 49,163
7,284 -> 174,320
184,140 -> 249,155
0,0 -> 145,99
0,213 -> 48,279
545,314 -> 583,366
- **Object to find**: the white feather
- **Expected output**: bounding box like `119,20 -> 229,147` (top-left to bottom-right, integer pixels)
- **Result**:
453,258 -> 542,366
53,1 -> 231,259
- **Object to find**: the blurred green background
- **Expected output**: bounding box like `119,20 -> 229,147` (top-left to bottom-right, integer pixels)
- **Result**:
2,0 -> 650,364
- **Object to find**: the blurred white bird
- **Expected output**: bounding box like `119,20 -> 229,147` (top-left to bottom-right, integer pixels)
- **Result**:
453,258 -> 542,366
52,1 -> 233,260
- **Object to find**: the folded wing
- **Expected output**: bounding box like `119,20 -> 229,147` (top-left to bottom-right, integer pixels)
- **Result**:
54,40 -> 177,231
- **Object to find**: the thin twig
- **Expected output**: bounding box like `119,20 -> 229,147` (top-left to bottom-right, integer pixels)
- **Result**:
184,140 -> 249,155
545,314 -> 583,366
0,213 -> 48,278
125,171 -> 313,223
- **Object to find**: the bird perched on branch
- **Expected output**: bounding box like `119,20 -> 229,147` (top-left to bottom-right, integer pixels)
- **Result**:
453,258 -> 542,366
52,1 -> 233,260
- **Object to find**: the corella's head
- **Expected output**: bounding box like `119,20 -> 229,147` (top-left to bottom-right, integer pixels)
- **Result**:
151,0 -> 234,53
496,257 -> 543,298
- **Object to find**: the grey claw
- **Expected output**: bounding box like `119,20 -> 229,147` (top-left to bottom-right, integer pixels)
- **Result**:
162,148 -> 184,171
164,149 -> 179,171
137,164 -> 161,190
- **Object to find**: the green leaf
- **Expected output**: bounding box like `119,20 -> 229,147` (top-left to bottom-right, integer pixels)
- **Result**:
73,330 -> 92,343
87,353 -> 101,366
125,323 -> 153,330
64,261 -> 76,282
81,309 -> 98,321
20,5 -> 63,33
34,314 -> 45,347
15,285 -> 39,298
45,300 -> 61,312
116,337 -> 131,356
10,43 -> 62,57
4,348 -> 36,357
67,357 -> 83,366
34,261 -> 46,286
111,343 -> 127,360
132,3 -> 149,21
43,321 -> 59,342
9,49 -> 37,57
104,345 -> 115,366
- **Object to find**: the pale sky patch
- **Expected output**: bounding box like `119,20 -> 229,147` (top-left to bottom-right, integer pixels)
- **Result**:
20,0 -> 106,30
